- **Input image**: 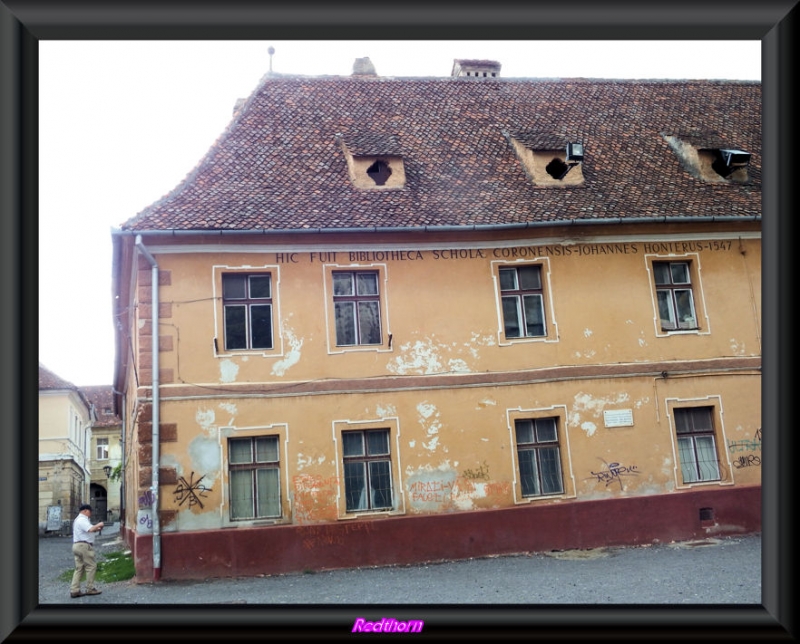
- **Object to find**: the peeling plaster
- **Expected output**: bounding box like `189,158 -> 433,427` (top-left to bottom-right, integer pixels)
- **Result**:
729,338 -> 746,355
218,402 -> 237,425
195,408 -> 216,437
581,421 -> 598,437
219,359 -> 239,383
387,337 -> 444,375
272,327 -> 303,376
476,398 -> 497,409
408,439 -> 416,448
583,328 -> 593,338
447,358 -> 471,373
187,435 -> 221,487
375,404 -> 397,418
417,402 -> 443,452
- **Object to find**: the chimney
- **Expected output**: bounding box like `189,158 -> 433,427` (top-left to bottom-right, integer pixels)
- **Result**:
451,59 -> 501,78
352,57 -> 377,76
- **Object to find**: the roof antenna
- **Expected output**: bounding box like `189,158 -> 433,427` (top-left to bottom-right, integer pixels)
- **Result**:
268,46 -> 275,73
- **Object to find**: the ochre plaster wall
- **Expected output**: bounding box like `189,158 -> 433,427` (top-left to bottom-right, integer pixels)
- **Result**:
123,229 -> 761,545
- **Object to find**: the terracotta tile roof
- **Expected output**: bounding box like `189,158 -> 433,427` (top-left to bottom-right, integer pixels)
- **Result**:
80,385 -> 122,427
121,76 -> 761,233
38,363 -> 78,391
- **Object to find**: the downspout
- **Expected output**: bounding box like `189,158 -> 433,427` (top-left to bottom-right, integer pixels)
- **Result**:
135,235 -> 161,581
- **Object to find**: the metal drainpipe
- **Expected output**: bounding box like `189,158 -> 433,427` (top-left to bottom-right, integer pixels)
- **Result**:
134,235 -> 161,581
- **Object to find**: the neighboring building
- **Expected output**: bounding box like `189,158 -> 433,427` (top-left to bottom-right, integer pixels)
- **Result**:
80,385 -> 124,524
38,364 -> 95,535
111,58 -> 761,581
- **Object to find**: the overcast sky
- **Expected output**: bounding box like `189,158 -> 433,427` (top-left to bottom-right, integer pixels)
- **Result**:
38,40 -> 761,387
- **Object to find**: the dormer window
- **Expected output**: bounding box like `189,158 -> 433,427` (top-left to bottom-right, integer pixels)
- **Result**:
663,132 -> 752,183
337,133 -> 406,190
504,131 -> 586,187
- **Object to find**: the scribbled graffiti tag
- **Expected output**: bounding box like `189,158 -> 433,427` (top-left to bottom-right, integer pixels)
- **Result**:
733,454 -> 761,468
589,459 -> 639,489
173,471 -> 212,509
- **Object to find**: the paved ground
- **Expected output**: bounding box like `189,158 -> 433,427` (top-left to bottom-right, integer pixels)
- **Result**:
39,527 -> 762,606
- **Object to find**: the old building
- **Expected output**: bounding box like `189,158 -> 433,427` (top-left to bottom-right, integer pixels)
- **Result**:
38,364 -> 95,534
81,385 -> 124,524
111,59 -> 761,581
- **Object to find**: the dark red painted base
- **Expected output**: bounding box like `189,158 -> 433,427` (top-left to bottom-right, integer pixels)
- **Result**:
127,485 -> 760,582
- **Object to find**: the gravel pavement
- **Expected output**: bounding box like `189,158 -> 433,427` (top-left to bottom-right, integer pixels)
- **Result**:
39,527 -> 762,606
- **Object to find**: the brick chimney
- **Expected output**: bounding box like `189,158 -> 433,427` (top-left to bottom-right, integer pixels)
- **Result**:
451,59 -> 501,78
352,57 -> 377,76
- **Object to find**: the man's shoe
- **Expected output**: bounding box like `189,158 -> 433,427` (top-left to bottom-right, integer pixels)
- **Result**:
85,589 -> 102,595
70,592 -> 84,598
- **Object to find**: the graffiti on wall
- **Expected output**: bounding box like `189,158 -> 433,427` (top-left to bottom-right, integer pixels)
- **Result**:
292,473 -> 340,524
301,519 -> 376,550
728,428 -> 762,469
173,472 -> 212,509
588,459 -> 640,490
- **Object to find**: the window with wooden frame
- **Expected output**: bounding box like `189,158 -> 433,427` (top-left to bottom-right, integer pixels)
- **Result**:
514,417 -> 564,496
222,273 -> 273,350
653,261 -> 698,331
228,435 -> 281,520
342,429 -> 393,512
95,437 -> 109,461
499,265 -> 546,338
674,406 -> 721,483
333,271 -> 382,346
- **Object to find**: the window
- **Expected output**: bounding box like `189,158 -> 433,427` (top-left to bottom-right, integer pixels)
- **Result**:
96,438 -> 109,461
515,417 -> 564,496
342,429 -> 393,511
228,436 -> 281,520
675,407 -> 721,483
333,271 -> 382,346
222,273 -> 273,350
654,261 -> 697,330
500,265 -> 546,338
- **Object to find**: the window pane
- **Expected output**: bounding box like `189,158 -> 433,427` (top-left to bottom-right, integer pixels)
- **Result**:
250,304 -> 273,349
344,462 -> 367,510
670,263 -> 691,284
656,290 -> 676,329
356,272 -> 378,296
256,467 -> 280,517
499,268 -> 517,291
535,418 -> 558,443
653,263 -> 671,285
518,265 -> 541,290
366,430 -> 389,455
515,420 -> 534,444
675,290 -> 696,328
358,301 -> 381,344
225,305 -> 247,350
695,436 -> 720,481
222,274 -> 246,299
502,296 -> 522,338
335,302 -> 356,345
255,436 -> 279,462
523,294 -> 545,336
230,438 -> 252,464
230,469 -> 253,519
342,432 -> 365,457
518,449 -> 539,496
333,273 -> 353,296
677,436 -> 698,483
249,275 -> 271,299
369,461 -> 392,509
539,447 -> 564,494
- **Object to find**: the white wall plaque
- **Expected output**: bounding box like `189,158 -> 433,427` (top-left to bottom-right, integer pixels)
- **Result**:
603,409 -> 634,428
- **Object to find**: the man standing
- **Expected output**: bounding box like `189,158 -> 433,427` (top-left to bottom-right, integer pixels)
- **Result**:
70,503 -> 104,598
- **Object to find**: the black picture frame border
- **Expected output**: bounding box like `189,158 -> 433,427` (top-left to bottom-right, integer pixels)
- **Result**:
2,1 -> 794,640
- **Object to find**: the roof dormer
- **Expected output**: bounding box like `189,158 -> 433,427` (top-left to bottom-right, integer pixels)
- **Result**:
663,130 -> 752,183
504,130 -> 586,187
337,132 -> 406,190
